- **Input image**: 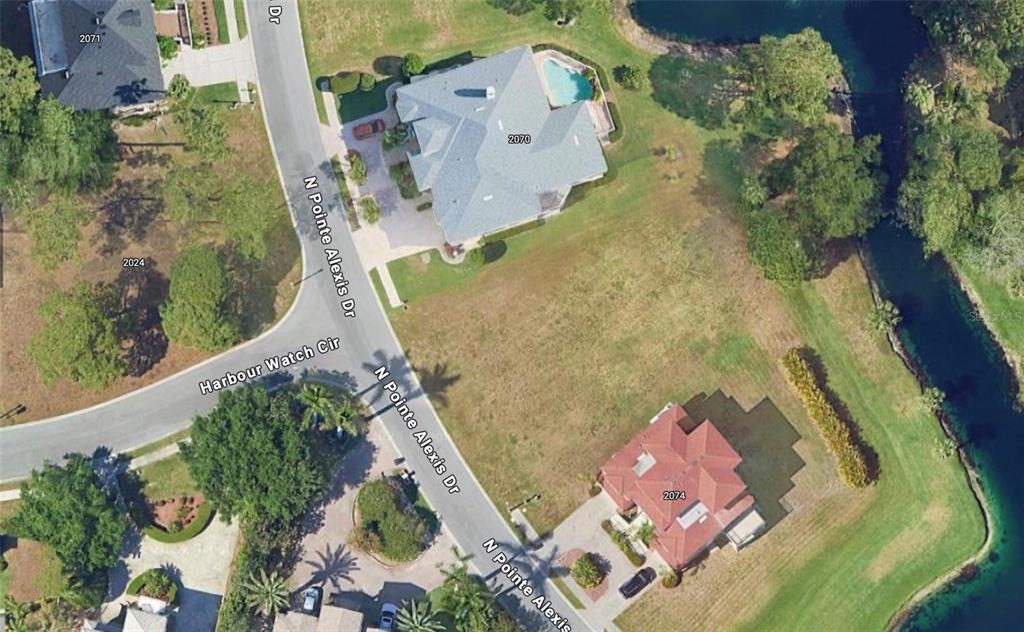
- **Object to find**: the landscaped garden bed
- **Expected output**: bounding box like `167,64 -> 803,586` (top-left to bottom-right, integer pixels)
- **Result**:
126,568 -> 178,605
349,475 -> 437,564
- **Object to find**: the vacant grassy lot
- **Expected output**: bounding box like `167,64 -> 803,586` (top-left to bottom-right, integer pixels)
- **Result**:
303,2 -> 984,630
0,103 -> 300,424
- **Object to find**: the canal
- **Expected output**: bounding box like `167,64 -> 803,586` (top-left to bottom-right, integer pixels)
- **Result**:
631,1 -> 1022,630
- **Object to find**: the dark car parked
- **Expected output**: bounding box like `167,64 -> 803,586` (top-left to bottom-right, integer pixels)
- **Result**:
618,567 -> 657,599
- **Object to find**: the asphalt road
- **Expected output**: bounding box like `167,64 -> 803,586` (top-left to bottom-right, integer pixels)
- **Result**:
0,2 -> 590,630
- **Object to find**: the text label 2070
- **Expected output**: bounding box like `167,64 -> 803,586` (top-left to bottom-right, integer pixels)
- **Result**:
122,258 -> 146,267
507,134 -> 532,144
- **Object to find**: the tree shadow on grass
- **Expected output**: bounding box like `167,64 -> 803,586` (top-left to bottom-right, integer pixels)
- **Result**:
410,360 -> 460,410
95,177 -> 164,255
99,266 -> 170,378
683,390 -> 805,529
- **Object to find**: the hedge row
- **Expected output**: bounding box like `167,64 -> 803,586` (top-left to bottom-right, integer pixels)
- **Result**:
781,349 -> 871,487
607,101 -> 623,143
483,218 -> 545,244
600,519 -> 645,567
143,502 -> 215,543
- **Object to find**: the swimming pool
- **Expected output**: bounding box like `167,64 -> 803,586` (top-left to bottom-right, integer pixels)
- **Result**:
542,59 -> 593,107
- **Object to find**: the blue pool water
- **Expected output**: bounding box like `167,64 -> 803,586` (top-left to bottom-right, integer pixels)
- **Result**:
542,59 -> 592,106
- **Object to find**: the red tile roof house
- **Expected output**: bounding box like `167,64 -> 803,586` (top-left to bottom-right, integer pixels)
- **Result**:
599,403 -> 767,570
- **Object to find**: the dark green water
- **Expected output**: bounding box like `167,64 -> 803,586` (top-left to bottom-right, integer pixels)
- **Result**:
632,2 -> 1022,630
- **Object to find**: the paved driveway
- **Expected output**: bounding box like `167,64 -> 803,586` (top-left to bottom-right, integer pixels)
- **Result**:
289,422 -> 456,614
539,493 -> 659,632
106,516 -> 239,632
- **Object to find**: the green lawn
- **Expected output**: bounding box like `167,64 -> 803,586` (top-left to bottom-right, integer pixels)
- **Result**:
339,78 -> 400,123
956,261 -> 1024,398
194,81 -> 239,104
233,0 -> 247,38
300,2 -> 986,630
368,267 -> 392,310
126,428 -> 191,459
137,454 -> 200,500
548,573 -> 586,610
213,0 -> 230,43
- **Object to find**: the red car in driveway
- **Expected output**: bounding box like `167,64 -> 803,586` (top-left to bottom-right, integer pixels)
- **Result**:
353,119 -> 386,140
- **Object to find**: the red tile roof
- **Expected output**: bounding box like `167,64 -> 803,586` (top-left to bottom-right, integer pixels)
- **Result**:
600,403 -> 754,569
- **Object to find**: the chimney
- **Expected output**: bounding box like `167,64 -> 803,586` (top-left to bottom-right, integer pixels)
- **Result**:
485,86 -> 495,100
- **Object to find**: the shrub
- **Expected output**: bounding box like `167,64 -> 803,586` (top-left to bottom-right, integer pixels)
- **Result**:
157,35 -> 179,60
0,556 -> 6,571
358,72 -> 377,91
920,386 -> 946,414
570,553 -> 603,588
607,101 -> 623,143
355,478 -> 434,562
1007,270 -> 1024,300
660,568 -> 680,588
330,72 -> 360,95
601,520 -> 645,566
867,300 -> 901,333
347,150 -> 367,184
781,349 -> 871,487
614,64 -> 648,91
127,568 -> 178,605
360,197 -> 382,224
402,53 -> 425,77
389,161 -> 419,199
143,503 -> 215,543
416,201 -> 433,212
482,219 -> 544,244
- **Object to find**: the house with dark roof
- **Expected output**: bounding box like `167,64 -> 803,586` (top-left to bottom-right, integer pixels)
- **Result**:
600,403 -> 766,569
28,0 -> 164,110
394,46 -> 608,247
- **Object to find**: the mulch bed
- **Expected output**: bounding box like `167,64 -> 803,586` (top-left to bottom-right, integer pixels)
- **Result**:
558,548 -> 609,601
149,494 -> 206,530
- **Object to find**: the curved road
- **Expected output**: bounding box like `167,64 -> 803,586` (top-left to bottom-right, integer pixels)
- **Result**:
0,2 -> 588,630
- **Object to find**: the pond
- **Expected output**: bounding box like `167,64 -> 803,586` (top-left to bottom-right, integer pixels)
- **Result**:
632,1 -> 1024,630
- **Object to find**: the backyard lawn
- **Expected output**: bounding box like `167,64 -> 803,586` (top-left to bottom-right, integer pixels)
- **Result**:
956,261 -> 1024,399
300,2 -> 985,630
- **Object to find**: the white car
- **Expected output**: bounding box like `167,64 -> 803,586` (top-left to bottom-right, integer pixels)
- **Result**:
378,602 -> 398,630
302,586 -> 322,613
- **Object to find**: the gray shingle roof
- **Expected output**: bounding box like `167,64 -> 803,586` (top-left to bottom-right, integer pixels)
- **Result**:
29,0 -> 164,110
396,46 -> 607,243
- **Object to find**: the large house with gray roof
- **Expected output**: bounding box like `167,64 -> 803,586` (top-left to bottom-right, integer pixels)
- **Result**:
28,0 -> 164,111
395,46 -> 608,246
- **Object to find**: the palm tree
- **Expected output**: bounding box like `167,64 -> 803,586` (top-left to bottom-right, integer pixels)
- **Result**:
397,598 -> 444,632
440,563 -> 494,629
241,568 -> 289,616
298,384 -> 340,431
3,596 -> 32,632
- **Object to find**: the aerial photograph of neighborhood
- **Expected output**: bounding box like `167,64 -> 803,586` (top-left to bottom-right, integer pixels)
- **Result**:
0,0 -> 1022,631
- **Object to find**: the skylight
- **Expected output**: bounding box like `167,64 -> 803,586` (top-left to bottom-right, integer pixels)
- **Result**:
633,452 -> 656,477
677,501 -> 709,529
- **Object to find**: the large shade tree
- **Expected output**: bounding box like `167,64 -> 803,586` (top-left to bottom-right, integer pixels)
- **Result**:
7,455 -> 129,575
180,386 -> 330,524
160,244 -> 240,351
27,282 -> 125,389
739,28 -> 842,132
